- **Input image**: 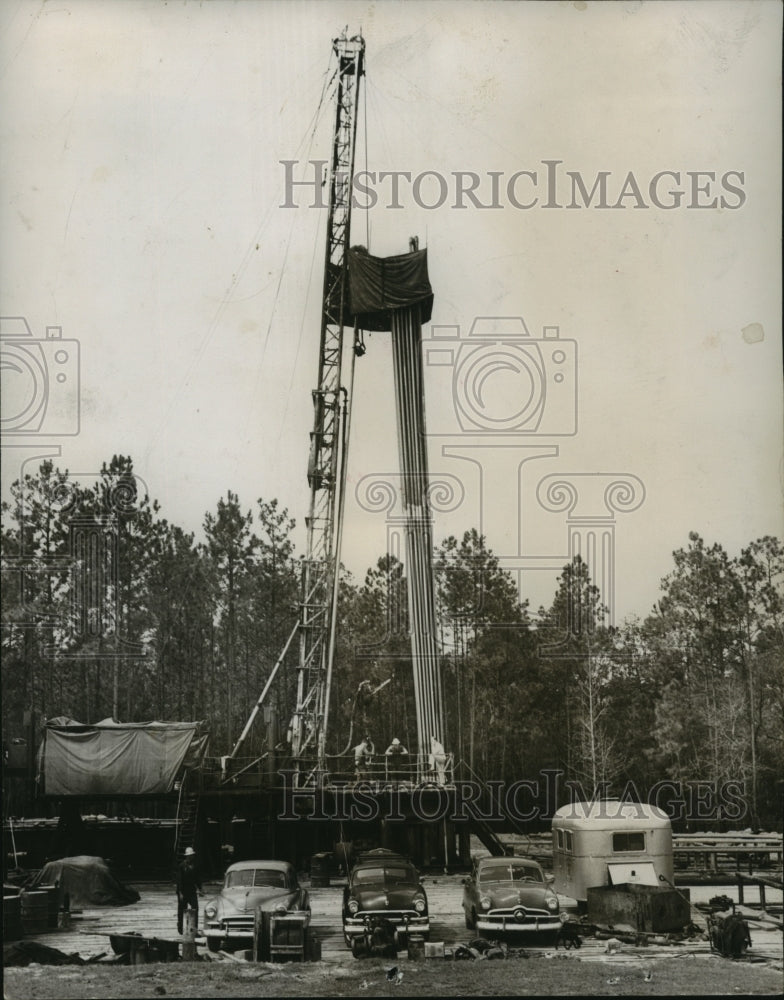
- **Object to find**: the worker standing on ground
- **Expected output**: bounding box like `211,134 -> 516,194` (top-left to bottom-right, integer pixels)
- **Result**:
176,846 -> 203,935
385,738 -> 408,782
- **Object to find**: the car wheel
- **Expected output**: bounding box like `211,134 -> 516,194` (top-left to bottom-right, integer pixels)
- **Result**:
206,937 -> 221,953
351,936 -> 366,959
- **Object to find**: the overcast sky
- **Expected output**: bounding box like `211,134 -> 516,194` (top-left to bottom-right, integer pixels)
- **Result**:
1,0 -> 781,624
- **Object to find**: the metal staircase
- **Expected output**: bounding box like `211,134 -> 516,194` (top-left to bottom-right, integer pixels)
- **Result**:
458,761 -> 532,857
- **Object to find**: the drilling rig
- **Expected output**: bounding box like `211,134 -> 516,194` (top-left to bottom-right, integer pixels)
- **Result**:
229,32 -> 446,790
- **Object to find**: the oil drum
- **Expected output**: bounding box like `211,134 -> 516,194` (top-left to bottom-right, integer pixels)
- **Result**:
20,890 -> 49,935
3,895 -> 22,941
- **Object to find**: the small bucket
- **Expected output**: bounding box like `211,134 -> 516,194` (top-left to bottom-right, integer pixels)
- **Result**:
407,933 -> 425,961
307,931 -> 321,962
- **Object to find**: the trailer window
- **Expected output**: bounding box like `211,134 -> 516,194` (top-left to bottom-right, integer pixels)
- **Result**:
612,832 -> 645,852
563,830 -> 573,852
556,829 -> 563,849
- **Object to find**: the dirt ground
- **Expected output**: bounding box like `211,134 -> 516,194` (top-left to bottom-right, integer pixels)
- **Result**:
4,951 -> 783,999
4,876 -> 782,998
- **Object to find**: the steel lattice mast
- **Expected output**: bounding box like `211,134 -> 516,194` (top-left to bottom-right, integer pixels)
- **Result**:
290,34 -> 365,779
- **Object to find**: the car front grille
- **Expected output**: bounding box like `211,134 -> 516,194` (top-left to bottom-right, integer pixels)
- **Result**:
220,916 -> 254,930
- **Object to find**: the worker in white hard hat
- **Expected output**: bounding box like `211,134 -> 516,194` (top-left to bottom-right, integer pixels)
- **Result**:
384,737 -> 408,782
176,846 -> 203,935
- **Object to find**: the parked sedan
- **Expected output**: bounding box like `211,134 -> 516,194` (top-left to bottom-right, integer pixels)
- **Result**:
342,848 -> 429,955
462,857 -> 561,937
203,860 -> 310,952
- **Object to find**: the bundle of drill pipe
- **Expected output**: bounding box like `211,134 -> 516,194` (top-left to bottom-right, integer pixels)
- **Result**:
347,247 -> 445,771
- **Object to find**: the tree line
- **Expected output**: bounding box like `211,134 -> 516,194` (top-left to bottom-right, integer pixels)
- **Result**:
2,456 -> 782,828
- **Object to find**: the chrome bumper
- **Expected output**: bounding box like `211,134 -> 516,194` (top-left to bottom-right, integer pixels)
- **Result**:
343,914 -> 430,938
476,913 -> 561,933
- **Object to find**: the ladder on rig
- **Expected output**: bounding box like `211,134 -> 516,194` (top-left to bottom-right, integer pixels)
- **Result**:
174,772 -> 200,862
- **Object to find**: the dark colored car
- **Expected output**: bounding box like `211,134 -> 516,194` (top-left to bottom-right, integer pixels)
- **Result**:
342,848 -> 429,955
462,856 -> 561,937
203,860 -> 310,952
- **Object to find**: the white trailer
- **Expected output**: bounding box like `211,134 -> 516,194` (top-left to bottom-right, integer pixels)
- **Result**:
551,800 -> 674,902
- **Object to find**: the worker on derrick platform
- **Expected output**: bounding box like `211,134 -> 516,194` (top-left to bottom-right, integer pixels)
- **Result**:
354,679 -> 373,732
385,737 -> 408,782
353,735 -> 374,782
429,736 -> 447,786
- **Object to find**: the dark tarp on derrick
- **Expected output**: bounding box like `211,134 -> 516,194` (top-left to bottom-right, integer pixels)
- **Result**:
328,247 -> 433,332
38,718 -> 209,796
30,855 -> 140,907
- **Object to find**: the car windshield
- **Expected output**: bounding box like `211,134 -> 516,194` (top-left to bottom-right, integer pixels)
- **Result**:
226,868 -> 288,889
352,865 -> 417,886
479,862 -> 544,884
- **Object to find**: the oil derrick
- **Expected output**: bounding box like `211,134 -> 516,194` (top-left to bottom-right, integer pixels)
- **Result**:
238,34 -> 447,786
290,34 -> 365,778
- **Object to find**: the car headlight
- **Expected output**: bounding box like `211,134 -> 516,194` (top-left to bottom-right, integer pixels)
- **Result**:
546,894 -> 559,911
413,897 -> 426,913
479,896 -> 491,911
347,899 -> 359,914
204,905 -> 217,920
